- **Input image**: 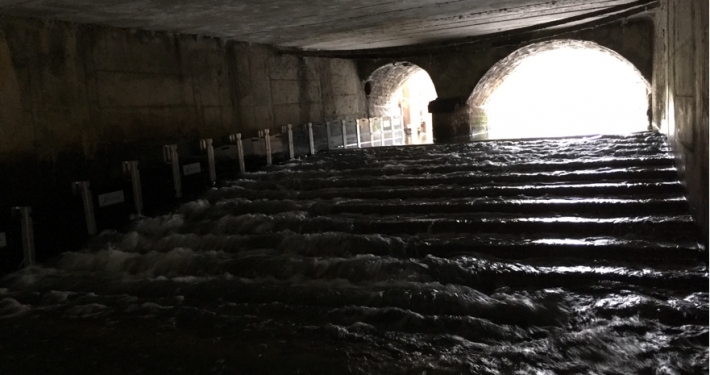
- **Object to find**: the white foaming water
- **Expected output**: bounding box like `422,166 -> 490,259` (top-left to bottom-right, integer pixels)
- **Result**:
0,297 -> 30,319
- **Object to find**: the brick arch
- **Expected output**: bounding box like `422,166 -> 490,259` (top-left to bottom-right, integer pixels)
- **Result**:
365,62 -> 437,117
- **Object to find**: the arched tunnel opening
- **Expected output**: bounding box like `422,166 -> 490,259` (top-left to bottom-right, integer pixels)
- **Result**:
468,40 -> 650,140
365,62 -> 437,144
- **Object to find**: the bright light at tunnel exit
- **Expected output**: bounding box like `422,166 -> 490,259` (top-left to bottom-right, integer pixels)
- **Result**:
483,47 -> 649,139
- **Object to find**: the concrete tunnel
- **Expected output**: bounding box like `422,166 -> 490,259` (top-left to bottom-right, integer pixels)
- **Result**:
0,0 -> 706,373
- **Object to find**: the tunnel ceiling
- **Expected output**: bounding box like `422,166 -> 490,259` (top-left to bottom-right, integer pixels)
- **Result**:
0,0 -> 650,51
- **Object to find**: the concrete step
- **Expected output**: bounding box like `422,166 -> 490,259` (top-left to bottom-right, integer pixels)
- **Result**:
185,195 -> 689,218
97,229 -> 703,265
323,197 -> 689,217
227,166 -> 679,190
180,211 -> 697,241
205,181 -> 685,202
262,155 -> 675,177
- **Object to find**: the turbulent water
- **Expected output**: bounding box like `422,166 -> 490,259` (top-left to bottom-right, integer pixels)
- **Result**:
1,132 -> 707,374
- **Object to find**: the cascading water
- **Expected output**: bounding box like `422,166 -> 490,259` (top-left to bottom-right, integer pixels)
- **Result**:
0,132 -> 707,374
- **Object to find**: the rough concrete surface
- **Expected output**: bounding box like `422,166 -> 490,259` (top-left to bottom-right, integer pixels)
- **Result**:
0,0 -> 641,50
653,0 -> 708,242
0,15 -> 365,207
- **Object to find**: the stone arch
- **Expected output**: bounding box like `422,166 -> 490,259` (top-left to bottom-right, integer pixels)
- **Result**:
364,62 -> 437,118
466,39 -> 650,137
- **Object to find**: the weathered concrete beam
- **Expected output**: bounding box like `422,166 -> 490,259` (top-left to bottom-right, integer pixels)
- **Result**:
283,0 -> 659,59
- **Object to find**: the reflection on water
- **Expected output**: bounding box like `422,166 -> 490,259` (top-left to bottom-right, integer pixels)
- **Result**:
0,132 -> 706,374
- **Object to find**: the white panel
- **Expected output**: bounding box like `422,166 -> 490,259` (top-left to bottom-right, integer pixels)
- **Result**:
98,190 -> 125,207
183,163 -> 202,176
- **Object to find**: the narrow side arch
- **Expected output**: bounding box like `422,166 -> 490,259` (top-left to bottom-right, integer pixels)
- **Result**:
365,62 -> 438,143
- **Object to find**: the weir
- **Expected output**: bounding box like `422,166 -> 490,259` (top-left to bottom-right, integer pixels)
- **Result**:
0,0 -> 706,373
0,131 -> 707,373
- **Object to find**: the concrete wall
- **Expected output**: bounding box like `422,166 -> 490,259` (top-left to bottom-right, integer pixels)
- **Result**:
234,45 -> 365,135
0,15 -> 365,206
358,18 -> 655,140
653,0 -> 708,242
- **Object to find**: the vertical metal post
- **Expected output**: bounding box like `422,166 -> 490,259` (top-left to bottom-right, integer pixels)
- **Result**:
287,124 -> 295,160
122,161 -> 143,215
341,120 -> 347,149
11,207 -> 35,267
200,138 -> 216,184
355,120 -> 362,148
367,121 -> 375,147
235,134 -> 246,173
307,123 -> 315,155
163,144 -> 182,198
325,121 -> 333,150
73,181 -> 97,236
264,129 -> 272,166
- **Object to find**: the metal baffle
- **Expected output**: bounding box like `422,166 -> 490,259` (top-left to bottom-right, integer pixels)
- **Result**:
341,120 -> 348,149
307,123 -> 315,155
163,145 -> 182,198
230,133 -> 246,173
11,207 -> 35,267
200,138 -> 217,184
263,129 -> 273,166
72,181 -> 97,236
325,121 -> 333,150
122,161 -> 143,215
287,124 -> 295,160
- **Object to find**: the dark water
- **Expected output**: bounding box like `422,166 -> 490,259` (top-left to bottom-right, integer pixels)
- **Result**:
1,132 -> 707,374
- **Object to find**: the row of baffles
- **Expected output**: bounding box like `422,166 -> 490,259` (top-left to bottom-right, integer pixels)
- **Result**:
363,116 -> 406,146
202,122 -> 332,179
70,161 -> 147,237
279,123 -> 319,161
231,116 -> 404,169
322,116 -> 405,151
0,118 -> 404,272
70,138 -> 222,239
188,117 -> 400,179
160,141 -> 215,200
0,174 -> 139,273
230,122 -> 322,169
234,116 -> 404,169
228,129 -> 275,169
0,130 -> 325,273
